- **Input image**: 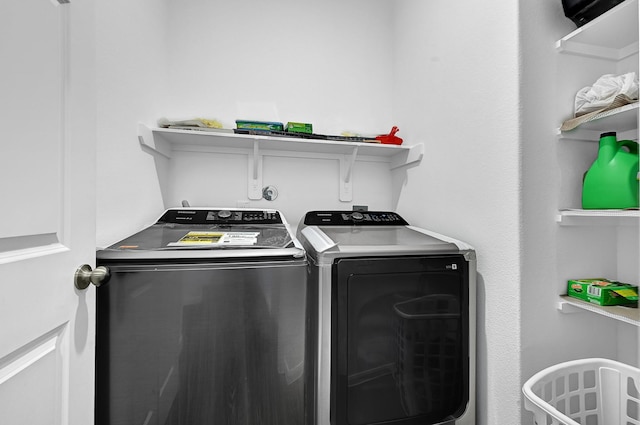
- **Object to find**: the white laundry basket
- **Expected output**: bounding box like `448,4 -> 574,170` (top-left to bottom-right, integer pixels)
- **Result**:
523,358 -> 640,425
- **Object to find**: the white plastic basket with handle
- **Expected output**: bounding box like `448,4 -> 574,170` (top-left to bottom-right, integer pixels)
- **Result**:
523,358 -> 640,425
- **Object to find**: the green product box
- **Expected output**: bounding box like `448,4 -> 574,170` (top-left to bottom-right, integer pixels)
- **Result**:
567,278 -> 639,306
285,122 -> 313,134
235,120 -> 284,132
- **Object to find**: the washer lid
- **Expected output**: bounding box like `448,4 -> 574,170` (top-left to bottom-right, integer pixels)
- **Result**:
104,223 -> 294,250
97,208 -> 305,261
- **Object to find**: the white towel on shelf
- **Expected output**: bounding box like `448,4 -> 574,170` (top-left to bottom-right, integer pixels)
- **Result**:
574,72 -> 639,116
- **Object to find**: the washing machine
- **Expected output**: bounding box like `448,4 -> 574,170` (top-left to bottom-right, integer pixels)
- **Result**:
95,207 -> 308,425
297,210 -> 476,425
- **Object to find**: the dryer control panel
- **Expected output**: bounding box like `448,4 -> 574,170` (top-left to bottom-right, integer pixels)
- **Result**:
158,208 -> 283,225
303,210 -> 408,226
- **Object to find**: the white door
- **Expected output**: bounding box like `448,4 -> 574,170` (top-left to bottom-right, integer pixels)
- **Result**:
0,1 -> 97,424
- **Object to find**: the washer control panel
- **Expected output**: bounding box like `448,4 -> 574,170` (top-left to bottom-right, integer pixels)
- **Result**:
303,210 -> 408,226
158,209 -> 283,225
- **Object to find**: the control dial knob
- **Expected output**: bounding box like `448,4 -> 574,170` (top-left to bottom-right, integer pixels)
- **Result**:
218,210 -> 232,219
351,212 -> 364,221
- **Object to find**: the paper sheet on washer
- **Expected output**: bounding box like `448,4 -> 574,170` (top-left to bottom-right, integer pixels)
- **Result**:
167,231 -> 260,246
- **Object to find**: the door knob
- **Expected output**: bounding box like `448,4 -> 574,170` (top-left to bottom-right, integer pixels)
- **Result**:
74,264 -> 110,290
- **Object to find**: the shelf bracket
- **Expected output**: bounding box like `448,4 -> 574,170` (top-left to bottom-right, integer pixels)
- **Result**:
390,143 -> 424,170
247,139 -> 263,200
557,300 -> 585,314
339,147 -> 358,202
137,122 -> 171,159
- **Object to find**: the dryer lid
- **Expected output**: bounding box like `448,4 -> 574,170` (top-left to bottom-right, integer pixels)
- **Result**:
316,225 -> 455,249
298,210 -> 464,257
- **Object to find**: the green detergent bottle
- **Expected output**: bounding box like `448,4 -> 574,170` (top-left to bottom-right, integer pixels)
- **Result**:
582,131 -> 639,209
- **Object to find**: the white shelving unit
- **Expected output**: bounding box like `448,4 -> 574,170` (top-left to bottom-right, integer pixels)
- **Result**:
555,0 -> 638,61
558,295 -> 639,326
556,209 -> 640,225
557,103 -> 638,142
557,0 -> 639,142
137,123 -> 424,202
554,0 -> 640,325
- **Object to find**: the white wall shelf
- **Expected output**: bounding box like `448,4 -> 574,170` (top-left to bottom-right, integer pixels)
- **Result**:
558,295 -> 639,326
558,103 -> 639,141
137,123 -> 424,202
556,0 -> 639,142
556,209 -> 640,225
555,0 -> 639,61
554,0 -> 640,337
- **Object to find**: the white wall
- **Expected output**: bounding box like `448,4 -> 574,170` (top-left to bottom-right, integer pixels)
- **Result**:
164,149 -> 396,230
163,0 -> 396,137
96,0 -> 402,246
95,0 -> 169,247
160,0 -> 403,229
392,2 -> 522,424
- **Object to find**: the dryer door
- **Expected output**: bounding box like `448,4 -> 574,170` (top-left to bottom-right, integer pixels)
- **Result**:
332,255 -> 469,425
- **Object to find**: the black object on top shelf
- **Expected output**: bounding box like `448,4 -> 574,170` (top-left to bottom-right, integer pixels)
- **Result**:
233,128 -> 378,143
561,0 -> 626,27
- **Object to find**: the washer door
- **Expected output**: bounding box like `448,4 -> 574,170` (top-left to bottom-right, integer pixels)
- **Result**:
332,255 -> 469,425
96,261 -> 307,425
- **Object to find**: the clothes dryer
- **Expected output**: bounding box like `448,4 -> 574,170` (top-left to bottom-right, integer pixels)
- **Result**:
297,210 -> 476,425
